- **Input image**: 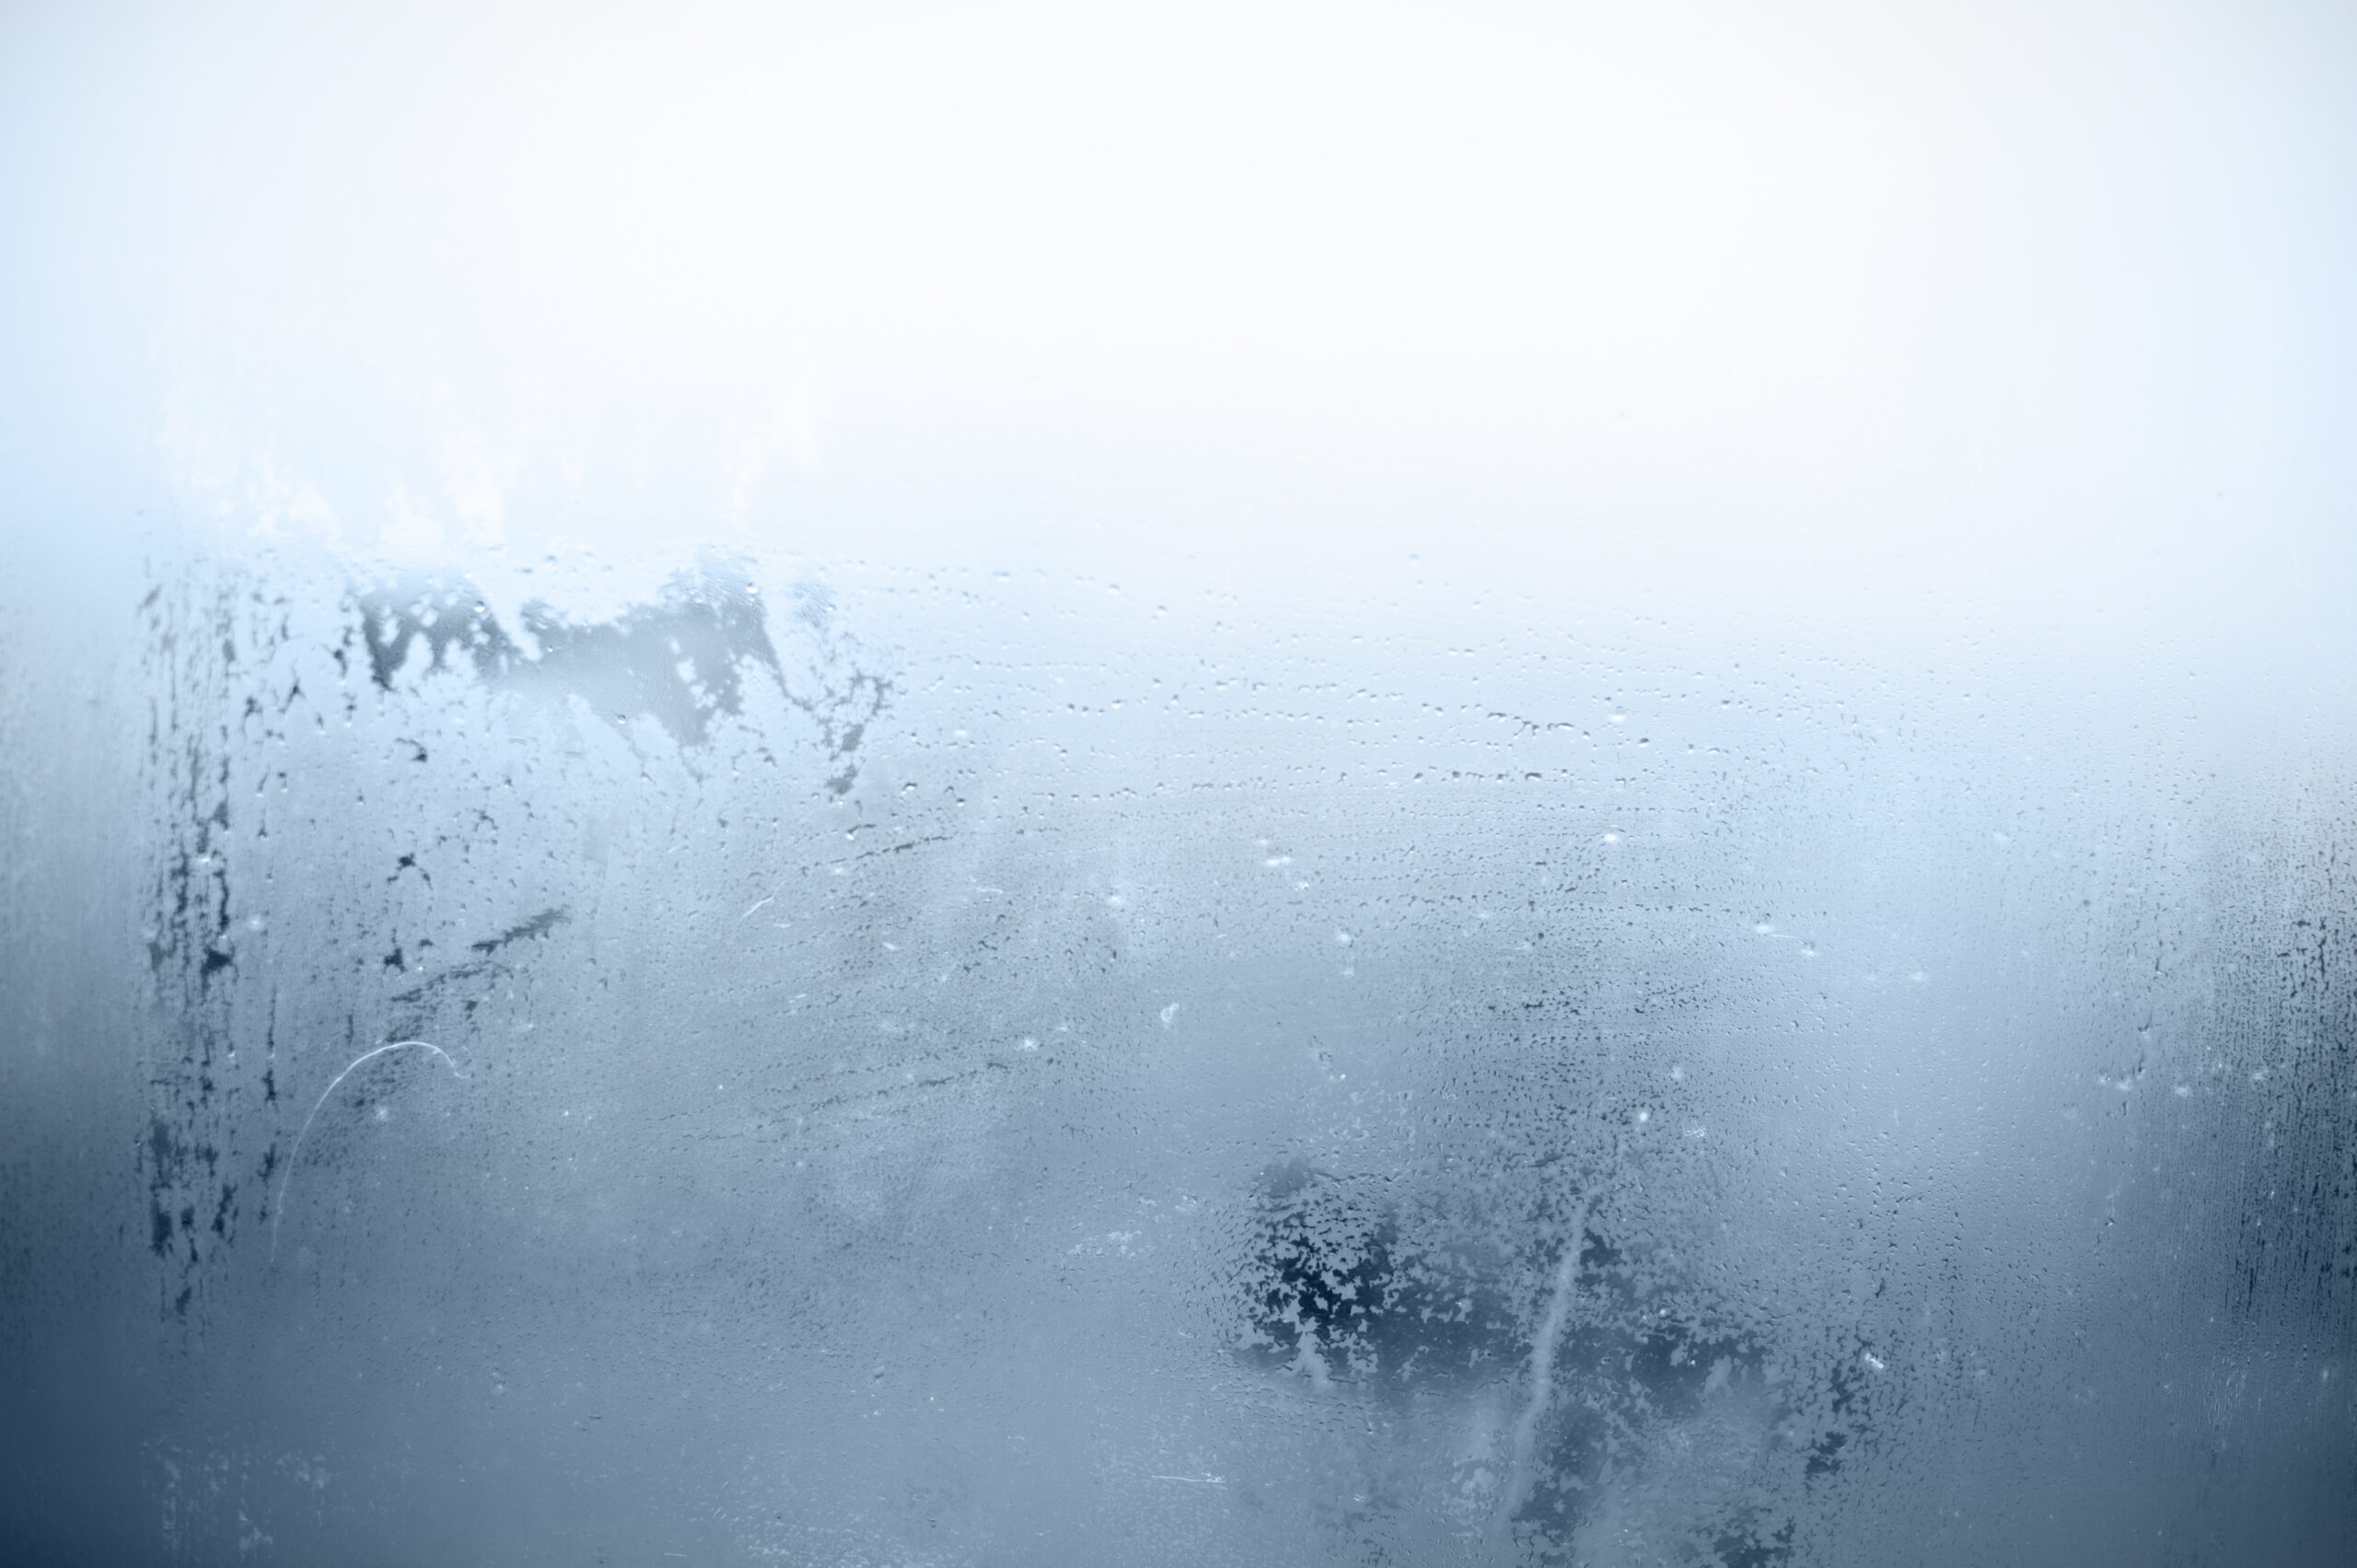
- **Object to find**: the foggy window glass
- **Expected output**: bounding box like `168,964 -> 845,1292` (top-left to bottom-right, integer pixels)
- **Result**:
4,6 -> 2355,1566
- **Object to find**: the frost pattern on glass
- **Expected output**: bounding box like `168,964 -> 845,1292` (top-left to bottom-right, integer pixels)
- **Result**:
1,552 -> 2352,1564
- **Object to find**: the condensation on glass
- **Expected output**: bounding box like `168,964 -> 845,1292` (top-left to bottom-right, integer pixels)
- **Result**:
0,551 -> 2352,1566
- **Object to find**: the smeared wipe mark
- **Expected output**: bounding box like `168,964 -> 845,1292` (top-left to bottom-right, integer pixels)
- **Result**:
353,563 -> 891,784
389,908 -> 572,1039
469,907 -> 569,956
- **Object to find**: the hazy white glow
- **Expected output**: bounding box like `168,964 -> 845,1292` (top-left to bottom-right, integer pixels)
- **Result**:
5,0 -> 2355,639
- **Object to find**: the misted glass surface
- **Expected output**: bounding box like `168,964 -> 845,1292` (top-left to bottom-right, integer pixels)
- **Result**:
4,552 -> 2351,1565
4,4 -> 2356,1564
